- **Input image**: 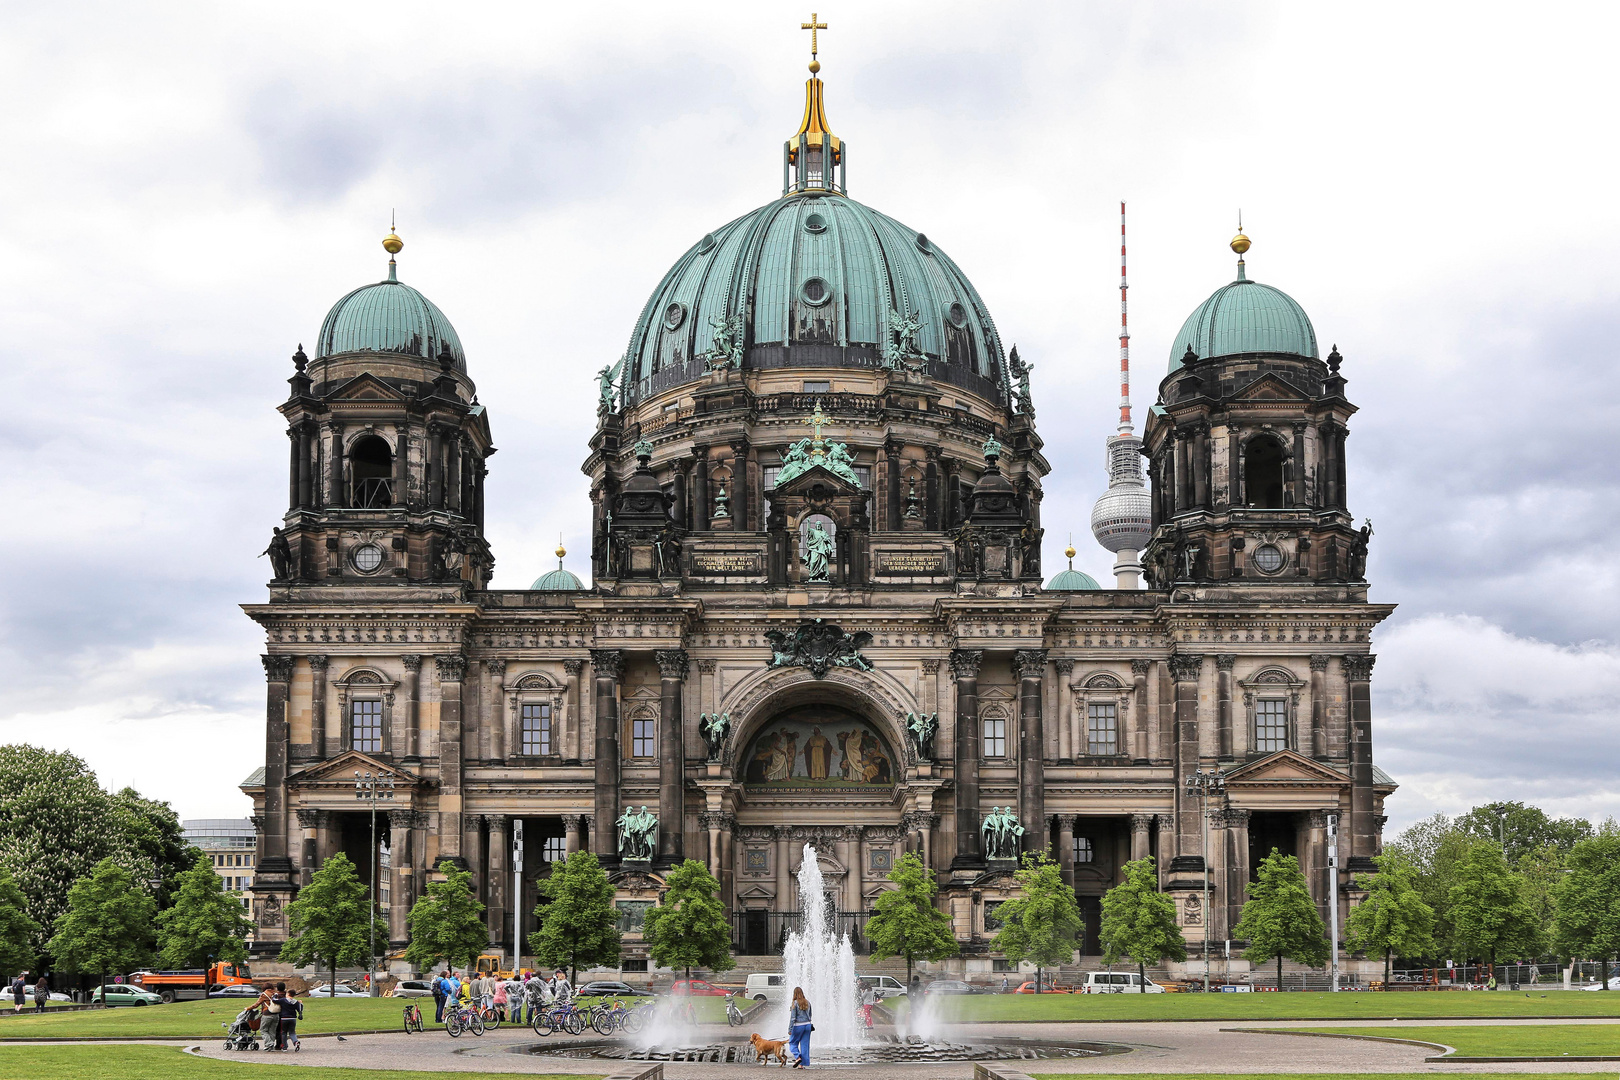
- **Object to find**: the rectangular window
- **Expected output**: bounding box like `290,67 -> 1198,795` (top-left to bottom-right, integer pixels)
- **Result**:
521,702 -> 553,756
631,717 -> 656,758
1087,702 -> 1118,756
802,381 -> 831,394
1255,699 -> 1289,753
616,900 -> 652,933
762,464 -> 781,521
351,699 -> 383,753
541,835 -> 566,864
621,957 -> 649,972
982,715 -> 1007,758
853,465 -> 872,491
1074,836 -> 1094,864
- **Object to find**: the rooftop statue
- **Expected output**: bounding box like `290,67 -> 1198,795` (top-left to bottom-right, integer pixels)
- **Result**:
882,307 -> 928,375
702,312 -> 745,371
1008,345 -> 1034,415
982,433 -> 1004,461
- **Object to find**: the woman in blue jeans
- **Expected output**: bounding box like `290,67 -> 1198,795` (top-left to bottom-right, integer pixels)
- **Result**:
787,986 -> 813,1067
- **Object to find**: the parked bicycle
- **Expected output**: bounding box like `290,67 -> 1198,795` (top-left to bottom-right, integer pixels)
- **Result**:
401,1001 -> 424,1034
532,1001 -> 585,1036
444,1000 -> 485,1037
589,998 -> 628,1035
620,1000 -> 657,1035
726,995 -> 743,1027
479,1002 -> 503,1030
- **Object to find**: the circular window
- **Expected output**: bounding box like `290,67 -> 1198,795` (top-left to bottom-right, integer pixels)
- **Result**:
800,277 -> 831,306
804,213 -> 827,233
1251,544 -> 1285,574
662,302 -> 686,331
915,232 -> 933,253
947,301 -> 968,328
352,544 -> 385,574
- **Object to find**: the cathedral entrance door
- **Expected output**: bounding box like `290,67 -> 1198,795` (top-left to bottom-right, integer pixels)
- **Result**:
743,910 -> 769,956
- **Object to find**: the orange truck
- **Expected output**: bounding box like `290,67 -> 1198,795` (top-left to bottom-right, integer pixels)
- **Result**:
130,962 -> 256,1002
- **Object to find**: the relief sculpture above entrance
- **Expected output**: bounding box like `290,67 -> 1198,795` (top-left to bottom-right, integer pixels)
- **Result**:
741,705 -> 895,788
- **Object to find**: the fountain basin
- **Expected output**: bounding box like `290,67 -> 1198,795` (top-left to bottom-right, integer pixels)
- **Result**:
524,1034 -> 1128,1064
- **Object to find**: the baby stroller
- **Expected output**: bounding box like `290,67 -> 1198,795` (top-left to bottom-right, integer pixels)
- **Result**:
222,1004 -> 262,1051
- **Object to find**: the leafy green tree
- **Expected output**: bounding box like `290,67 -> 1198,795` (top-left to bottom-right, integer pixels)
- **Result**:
1387,814 -> 1482,957
865,851 -> 958,986
529,850 -> 619,983
111,787 -> 199,909
1553,831 -> 1620,991
1234,849 -> 1328,987
990,851 -> 1083,992
642,859 -> 735,979
154,850 -> 253,975
404,860 -> 489,974
280,852 -> 381,991
46,858 -> 156,999
1455,801 -> 1591,868
0,746 -> 160,960
1447,839 -> 1540,967
0,869 -> 40,979
1344,853 -> 1435,987
1099,856 -> 1186,989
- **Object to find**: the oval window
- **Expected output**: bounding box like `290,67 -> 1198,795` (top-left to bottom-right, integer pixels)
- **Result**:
352,544 -> 384,573
801,277 -> 831,306
804,213 -> 827,234
1251,544 -> 1285,574
696,233 -> 716,254
915,232 -> 933,253
662,302 -> 686,331
947,302 -> 968,328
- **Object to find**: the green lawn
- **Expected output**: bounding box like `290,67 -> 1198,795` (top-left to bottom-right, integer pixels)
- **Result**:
1291,1024 -> 1620,1058
0,1044 -> 600,1080
892,990 -> 1620,1024
1031,1074 -> 1603,1080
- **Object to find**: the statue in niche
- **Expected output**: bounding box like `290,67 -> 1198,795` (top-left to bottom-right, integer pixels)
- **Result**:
905,712 -> 938,760
802,521 -> 835,581
981,806 -> 1025,860
700,712 -> 730,761
1348,519 -> 1374,579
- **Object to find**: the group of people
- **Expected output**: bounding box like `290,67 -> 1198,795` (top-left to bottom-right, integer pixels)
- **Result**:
429,968 -> 574,1026
8,973 -> 48,1010
254,983 -> 302,1051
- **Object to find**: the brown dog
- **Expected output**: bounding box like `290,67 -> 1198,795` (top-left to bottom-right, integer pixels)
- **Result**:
749,1032 -> 791,1066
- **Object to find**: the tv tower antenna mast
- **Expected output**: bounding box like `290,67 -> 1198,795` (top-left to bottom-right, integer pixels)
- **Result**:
1119,200 -> 1133,434
1090,201 -> 1151,588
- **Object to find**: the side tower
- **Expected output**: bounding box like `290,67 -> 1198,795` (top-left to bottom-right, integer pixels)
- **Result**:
1090,202 -> 1150,588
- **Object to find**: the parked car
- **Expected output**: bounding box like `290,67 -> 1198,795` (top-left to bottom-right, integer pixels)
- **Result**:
1078,971 -> 1166,994
578,981 -> 655,998
207,984 -> 264,999
390,980 -> 435,998
306,983 -> 364,997
1581,976 -> 1620,991
667,978 -> 729,997
91,984 -> 163,1007
1014,980 -> 1076,994
856,975 -> 908,999
923,980 -> 987,995
745,972 -> 789,1003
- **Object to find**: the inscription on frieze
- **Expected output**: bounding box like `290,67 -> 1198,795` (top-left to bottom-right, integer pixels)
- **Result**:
693,553 -> 763,575
875,552 -> 947,575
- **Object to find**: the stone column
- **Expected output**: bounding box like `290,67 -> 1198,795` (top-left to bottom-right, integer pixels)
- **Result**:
949,649 -> 984,869
327,420 -> 344,508
485,815 -> 508,949
435,654 -> 468,866
774,826 -> 792,911
1157,660 -> 1175,763
729,439 -> 750,531
259,655 -> 295,880
401,655 -> 422,759
1224,808 -> 1251,936
393,422 -> 410,509
925,447 -> 942,530
563,659 -> 584,760
484,659 -> 507,761
1308,655 -> 1329,757
1015,649 -> 1047,851
702,812 -> 723,877
1057,814 -> 1077,887
655,649 -> 689,866
672,459 -> 690,531
563,814 -> 584,856
1155,814 -> 1175,888
1344,654 -> 1377,868
388,809 -> 414,946
1055,658 -> 1075,761
1130,813 -> 1153,862
289,427 -> 306,509
1193,423 -> 1210,509
837,829 -> 856,917
1169,653 -> 1204,862
1215,655 -> 1235,759
693,445 -> 710,531
1305,810 -> 1330,919
296,809 -> 321,887
591,650 -> 623,864
1131,659 -> 1151,762
882,439 -> 902,530
308,655 -> 330,759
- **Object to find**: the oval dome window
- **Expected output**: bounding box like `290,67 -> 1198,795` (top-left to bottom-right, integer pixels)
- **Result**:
915,233 -> 933,253
804,213 -> 827,234
1251,544 -> 1285,574
801,277 -> 831,306
662,302 -> 686,331
696,233 -> 716,254
947,302 -> 968,328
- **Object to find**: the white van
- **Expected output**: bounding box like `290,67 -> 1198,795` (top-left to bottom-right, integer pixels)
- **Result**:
1079,971 -> 1165,993
856,975 -> 908,999
745,973 -> 789,1003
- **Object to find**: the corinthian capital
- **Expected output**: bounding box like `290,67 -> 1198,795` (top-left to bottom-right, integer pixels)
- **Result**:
949,649 -> 983,680
655,649 -> 691,680
590,649 -> 624,681
1342,654 -> 1376,682
262,655 -> 296,683
434,654 -> 468,682
1013,649 -> 1047,681
1167,653 -> 1203,682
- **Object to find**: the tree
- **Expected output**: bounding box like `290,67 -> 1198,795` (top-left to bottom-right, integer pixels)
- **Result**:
404,860 -> 489,975
0,869 -> 40,978
1233,849 -> 1328,987
111,787 -> 200,909
1344,853 -> 1435,987
1455,801 -> 1591,869
1553,831 -> 1620,991
990,851 -> 1083,992
865,851 -> 958,986
1447,839 -> 1540,967
1098,857 -> 1186,989
46,858 -> 156,999
279,852 -> 380,991
528,850 -> 619,983
154,850 -> 253,975
642,859 -> 735,979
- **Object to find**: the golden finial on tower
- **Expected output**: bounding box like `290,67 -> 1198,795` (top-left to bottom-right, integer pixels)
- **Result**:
1230,210 -> 1250,256
383,210 -> 403,255
801,11 -> 827,72
555,533 -> 567,561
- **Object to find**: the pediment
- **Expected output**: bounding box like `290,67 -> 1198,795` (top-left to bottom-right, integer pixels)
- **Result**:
1224,748 -> 1347,785
328,372 -> 408,402
1231,373 -> 1309,403
288,750 -> 424,788
738,884 -> 777,901
770,463 -> 861,497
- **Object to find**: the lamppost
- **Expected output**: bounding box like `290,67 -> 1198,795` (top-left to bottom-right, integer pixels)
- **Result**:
355,770 -> 394,996
1184,769 -> 1226,994
1327,813 -> 1340,992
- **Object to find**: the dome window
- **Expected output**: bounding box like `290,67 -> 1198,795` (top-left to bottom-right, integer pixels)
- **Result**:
696,233 -> 716,254
803,212 -> 827,234
351,543 -> 385,574
662,303 -> 686,331
1252,544 -> 1285,574
801,277 -> 831,307
915,233 -> 933,254
947,302 -> 968,329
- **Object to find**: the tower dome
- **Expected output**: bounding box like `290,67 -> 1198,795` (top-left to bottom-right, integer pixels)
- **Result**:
532,540 -> 584,591
1167,266 -> 1317,373
316,236 -> 466,370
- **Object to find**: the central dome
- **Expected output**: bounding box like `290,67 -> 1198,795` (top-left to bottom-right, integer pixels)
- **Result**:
620,193 -> 1009,406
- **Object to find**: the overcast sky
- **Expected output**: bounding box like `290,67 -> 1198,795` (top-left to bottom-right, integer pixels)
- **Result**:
2,2 -> 1616,835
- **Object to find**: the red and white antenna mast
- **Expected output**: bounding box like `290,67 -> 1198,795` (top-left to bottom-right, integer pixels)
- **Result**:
1118,200 -> 1133,434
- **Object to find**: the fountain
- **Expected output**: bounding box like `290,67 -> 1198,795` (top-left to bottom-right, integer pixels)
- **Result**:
776,843 -> 862,1046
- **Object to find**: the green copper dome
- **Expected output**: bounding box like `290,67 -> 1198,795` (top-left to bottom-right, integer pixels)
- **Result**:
620,194 -> 1009,405
1046,567 -> 1101,591
530,566 -> 584,591
1168,271 -> 1317,374
317,269 -> 466,370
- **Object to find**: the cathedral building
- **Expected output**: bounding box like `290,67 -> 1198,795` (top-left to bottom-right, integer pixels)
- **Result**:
243,47 -> 1393,974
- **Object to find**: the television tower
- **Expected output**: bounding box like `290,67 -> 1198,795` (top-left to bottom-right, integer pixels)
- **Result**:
1089,202 -> 1151,588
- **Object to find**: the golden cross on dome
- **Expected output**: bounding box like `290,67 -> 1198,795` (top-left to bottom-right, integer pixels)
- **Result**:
801,12 -> 828,59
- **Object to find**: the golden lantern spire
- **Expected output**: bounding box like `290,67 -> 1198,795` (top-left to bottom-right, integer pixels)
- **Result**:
383,211 -> 403,281
1231,210 -> 1250,281
785,13 -> 844,195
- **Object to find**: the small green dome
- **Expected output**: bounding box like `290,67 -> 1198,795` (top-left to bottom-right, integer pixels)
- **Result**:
1046,568 -> 1101,591
317,276 -> 466,370
1168,274 -> 1317,373
530,567 -> 584,591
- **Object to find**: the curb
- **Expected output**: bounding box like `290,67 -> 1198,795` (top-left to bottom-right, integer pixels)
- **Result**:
1221,1027 -> 1453,1055
1433,1056 -> 1620,1063
938,1012 -> 1620,1024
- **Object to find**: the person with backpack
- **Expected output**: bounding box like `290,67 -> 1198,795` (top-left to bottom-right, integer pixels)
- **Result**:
11,973 -> 27,1011
432,969 -> 450,1024
32,974 -> 48,1011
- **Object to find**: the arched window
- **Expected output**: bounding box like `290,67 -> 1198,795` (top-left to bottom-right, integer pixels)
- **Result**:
350,435 -> 394,508
1244,435 -> 1286,509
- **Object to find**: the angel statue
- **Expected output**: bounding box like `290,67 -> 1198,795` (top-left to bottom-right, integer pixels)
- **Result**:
904,712 -> 938,760
703,313 -> 745,371
802,521 -> 836,581
596,365 -> 617,411
883,307 -> 927,374
700,712 -> 731,761
1008,345 -> 1034,415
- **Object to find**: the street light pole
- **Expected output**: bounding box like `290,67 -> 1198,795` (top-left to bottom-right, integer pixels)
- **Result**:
1327,813 -> 1340,992
355,770 -> 394,997
1184,770 -> 1226,994
512,819 -> 524,975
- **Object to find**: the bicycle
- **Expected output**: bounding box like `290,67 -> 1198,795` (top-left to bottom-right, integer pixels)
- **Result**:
479,1000 -> 503,1030
532,1001 -> 585,1037
401,1001 -> 424,1034
726,995 -> 743,1027
589,998 -> 627,1035
620,1000 -> 656,1035
444,1000 -> 485,1038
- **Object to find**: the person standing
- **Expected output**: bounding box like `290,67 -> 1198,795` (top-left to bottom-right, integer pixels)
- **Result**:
1000,976 -> 1009,994
32,974 -> 48,1011
12,973 -> 26,1011
263,984 -> 284,1051
274,984 -> 300,1051
859,982 -> 876,1029
552,968 -> 572,1005
432,969 -> 449,1024
787,986 -> 812,1068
